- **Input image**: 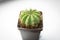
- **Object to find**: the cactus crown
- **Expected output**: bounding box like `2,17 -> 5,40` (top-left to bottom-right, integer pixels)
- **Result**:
19,9 -> 42,28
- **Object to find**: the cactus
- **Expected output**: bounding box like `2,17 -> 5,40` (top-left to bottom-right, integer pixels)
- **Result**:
18,9 -> 42,28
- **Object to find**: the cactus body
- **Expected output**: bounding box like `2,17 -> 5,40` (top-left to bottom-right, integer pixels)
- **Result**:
19,9 -> 42,28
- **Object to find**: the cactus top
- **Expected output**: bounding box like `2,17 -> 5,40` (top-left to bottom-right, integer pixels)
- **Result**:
19,9 -> 42,27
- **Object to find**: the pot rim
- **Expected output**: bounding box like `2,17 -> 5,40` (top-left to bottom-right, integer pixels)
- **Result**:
18,27 -> 42,31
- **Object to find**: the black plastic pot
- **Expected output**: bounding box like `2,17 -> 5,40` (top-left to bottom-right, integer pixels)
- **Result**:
18,28 -> 42,40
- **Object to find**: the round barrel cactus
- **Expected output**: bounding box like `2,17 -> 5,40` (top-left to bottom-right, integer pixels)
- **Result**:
18,9 -> 42,28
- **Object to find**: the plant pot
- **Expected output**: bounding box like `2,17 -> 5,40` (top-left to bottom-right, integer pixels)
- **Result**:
18,28 -> 42,40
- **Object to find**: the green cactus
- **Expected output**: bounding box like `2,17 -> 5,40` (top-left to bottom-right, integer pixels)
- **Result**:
19,9 -> 42,28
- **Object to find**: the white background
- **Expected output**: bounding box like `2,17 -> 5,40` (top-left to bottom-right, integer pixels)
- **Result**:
0,0 -> 60,40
